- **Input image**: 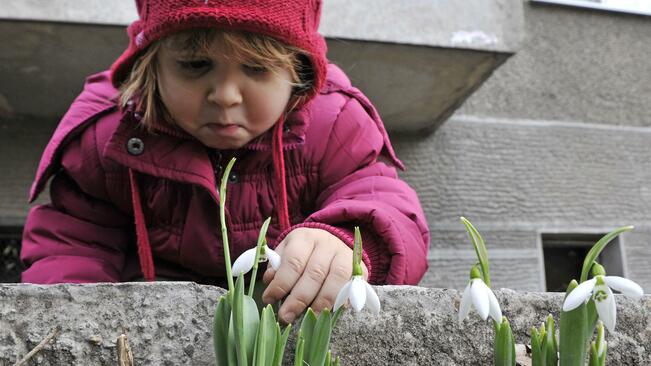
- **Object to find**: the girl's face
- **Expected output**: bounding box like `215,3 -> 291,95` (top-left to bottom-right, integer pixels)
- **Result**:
156,37 -> 294,150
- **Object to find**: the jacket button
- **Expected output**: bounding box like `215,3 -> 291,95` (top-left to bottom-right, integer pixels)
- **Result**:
127,138 -> 145,156
228,172 -> 239,183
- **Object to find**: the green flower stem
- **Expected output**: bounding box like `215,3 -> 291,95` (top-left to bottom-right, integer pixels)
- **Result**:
352,226 -> 363,276
248,217 -> 272,297
580,226 -> 633,283
461,217 -> 491,286
220,157 -> 237,293
591,263 -> 606,277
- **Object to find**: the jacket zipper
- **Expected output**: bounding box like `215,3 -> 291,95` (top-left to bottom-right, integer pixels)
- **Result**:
211,150 -> 224,184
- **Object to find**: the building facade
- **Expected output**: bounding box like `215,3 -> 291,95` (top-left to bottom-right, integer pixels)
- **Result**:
1,0 -> 649,292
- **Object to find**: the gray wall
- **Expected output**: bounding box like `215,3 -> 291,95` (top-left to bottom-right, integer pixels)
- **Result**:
2,1 -> 649,293
395,1 -> 651,291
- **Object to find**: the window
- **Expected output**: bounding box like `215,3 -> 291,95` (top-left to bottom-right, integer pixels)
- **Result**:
531,0 -> 651,17
542,233 -> 624,292
1,227 -> 23,283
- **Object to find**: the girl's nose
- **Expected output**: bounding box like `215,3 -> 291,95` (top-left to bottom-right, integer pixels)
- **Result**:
207,77 -> 243,108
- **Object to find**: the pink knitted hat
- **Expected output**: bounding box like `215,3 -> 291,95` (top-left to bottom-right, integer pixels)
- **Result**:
111,0 -> 328,101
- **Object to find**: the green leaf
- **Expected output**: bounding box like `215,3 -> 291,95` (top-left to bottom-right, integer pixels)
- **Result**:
460,217 -> 491,286
331,307 -> 344,328
325,350 -> 332,366
580,226 -> 633,283
253,305 -> 278,366
294,330 -> 305,366
586,299 -> 598,339
494,317 -> 516,366
333,356 -> 340,366
213,295 -> 233,366
560,280 -> 589,366
588,341 -> 599,366
599,342 -> 607,366
272,325 -> 291,366
299,308 -> 317,361
307,309 -> 333,366
227,323 -> 238,366
544,315 -> 558,366
530,326 -> 545,366
588,321 -> 607,366
232,275 -> 260,366
248,217 -> 272,297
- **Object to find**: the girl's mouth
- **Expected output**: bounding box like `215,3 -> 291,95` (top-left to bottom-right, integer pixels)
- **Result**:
205,123 -> 242,136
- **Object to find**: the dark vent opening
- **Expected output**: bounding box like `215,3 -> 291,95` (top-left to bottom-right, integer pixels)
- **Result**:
1,226 -> 23,283
542,233 -> 623,292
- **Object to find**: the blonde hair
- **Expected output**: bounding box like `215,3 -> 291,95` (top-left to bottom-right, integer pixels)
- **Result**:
119,28 -> 313,129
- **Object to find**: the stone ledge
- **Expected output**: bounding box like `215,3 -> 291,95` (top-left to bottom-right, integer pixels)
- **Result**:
0,283 -> 648,365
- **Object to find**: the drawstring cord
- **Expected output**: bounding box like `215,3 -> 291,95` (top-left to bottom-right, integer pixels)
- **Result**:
272,113 -> 291,232
128,168 -> 156,281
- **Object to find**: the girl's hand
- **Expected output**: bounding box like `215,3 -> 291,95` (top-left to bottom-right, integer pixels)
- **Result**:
261,227 -> 368,324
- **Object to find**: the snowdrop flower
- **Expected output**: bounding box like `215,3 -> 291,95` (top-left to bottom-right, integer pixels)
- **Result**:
333,227 -> 380,314
333,275 -> 380,314
231,244 -> 280,276
458,277 -> 503,323
458,265 -> 502,323
563,274 -> 643,332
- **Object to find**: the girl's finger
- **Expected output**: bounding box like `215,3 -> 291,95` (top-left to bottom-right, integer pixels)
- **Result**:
311,249 -> 353,313
262,267 -> 276,285
261,236 -> 314,305
278,241 -> 337,323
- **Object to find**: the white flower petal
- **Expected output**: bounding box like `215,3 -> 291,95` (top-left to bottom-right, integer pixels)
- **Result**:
594,284 -> 617,333
364,282 -> 381,314
349,276 -> 367,312
333,280 -> 352,311
470,279 -> 490,320
231,248 -> 257,276
486,287 -> 503,323
458,282 -> 473,323
603,276 -> 644,298
563,278 -> 596,312
265,246 -> 281,270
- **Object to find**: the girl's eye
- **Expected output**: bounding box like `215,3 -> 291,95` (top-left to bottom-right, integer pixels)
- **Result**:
243,64 -> 269,76
177,59 -> 212,72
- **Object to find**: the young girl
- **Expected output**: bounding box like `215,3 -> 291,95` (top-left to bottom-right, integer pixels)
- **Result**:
20,0 -> 429,324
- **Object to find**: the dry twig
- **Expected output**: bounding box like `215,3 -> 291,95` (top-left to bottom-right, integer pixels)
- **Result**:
116,333 -> 134,366
14,326 -> 61,366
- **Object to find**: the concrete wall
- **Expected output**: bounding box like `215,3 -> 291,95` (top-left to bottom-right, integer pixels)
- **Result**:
3,1 -> 649,294
398,1 -> 651,291
1,283 -> 649,365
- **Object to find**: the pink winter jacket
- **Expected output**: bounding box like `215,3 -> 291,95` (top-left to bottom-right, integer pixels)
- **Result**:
20,64 -> 429,285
